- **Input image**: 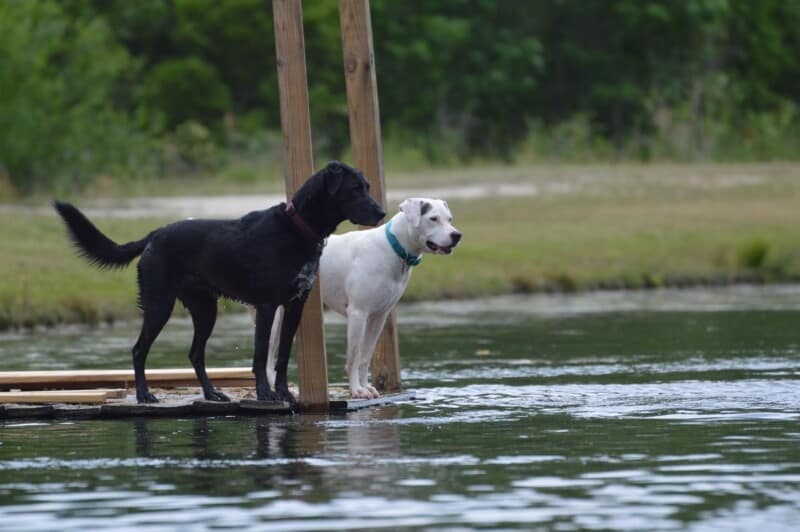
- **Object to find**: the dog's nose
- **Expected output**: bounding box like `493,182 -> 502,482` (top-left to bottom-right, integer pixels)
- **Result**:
451,231 -> 462,245
376,207 -> 387,220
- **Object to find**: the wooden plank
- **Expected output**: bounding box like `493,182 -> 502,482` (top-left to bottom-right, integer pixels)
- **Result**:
2,405 -> 54,419
273,0 -> 329,412
0,387 -> 125,397
53,405 -> 103,419
0,368 -> 254,390
0,390 -> 112,404
238,399 -> 293,415
192,399 -> 243,416
339,0 -> 402,393
3,388 -> 127,399
90,388 -> 127,399
0,389 -> 414,419
329,390 -> 416,412
101,402 -> 194,418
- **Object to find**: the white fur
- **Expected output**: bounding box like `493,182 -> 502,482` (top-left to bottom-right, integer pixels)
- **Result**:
263,198 -> 460,398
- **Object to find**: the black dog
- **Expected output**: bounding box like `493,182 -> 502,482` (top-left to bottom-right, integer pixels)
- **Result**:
54,161 -> 385,405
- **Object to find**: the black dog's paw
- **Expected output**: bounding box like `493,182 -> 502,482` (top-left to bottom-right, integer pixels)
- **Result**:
204,389 -> 230,402
257,390 -> 280,402
275,388 -> 297,407
257,389 -> 296,407
137,392 -> 159,404
255,382 -> 272,401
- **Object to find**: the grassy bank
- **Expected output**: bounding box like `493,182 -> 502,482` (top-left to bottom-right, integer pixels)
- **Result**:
0,213 -> 168,329
2,163 -> 799,330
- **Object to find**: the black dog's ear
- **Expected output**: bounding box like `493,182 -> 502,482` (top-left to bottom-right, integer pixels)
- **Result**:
324,162 -> 344,195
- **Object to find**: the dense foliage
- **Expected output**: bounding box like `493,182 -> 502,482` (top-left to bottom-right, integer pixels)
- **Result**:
1,0 -> 799,192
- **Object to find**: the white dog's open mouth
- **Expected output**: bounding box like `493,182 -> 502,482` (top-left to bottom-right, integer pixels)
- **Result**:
426,241 -> 454,254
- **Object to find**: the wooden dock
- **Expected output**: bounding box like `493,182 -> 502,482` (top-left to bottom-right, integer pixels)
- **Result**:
0,368 -> 415,420
0,368 -> 255,391
0,2 -> 414,421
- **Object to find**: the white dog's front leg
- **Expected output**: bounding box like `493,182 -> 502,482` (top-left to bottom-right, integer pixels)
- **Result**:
357,312 -> 390,398
346,308 -> 372,399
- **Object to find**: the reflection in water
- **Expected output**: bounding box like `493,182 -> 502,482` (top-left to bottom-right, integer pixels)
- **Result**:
1,287 -> 800,530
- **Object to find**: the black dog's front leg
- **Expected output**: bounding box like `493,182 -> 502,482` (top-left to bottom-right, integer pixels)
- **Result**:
273,299 -> 306,407
253,303 -> 278,401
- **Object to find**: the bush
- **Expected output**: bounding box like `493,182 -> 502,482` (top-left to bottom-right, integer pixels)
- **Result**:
173,121 -> 223,170
0,1 -> 157,192
140,57 -> 232,132
515,115 -> 614,163
737,239 -> 771,270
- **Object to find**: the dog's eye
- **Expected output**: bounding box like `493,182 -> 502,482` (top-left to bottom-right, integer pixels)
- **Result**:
448,217 -> 453,223
430,216 -> 438,222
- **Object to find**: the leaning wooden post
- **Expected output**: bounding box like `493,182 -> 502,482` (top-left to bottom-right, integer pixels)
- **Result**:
339,0 -> 402,393
273,0 -> 329,411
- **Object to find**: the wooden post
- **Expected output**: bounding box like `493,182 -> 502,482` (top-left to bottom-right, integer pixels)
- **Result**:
339,0 -> 402,392
273,0 -> 329,411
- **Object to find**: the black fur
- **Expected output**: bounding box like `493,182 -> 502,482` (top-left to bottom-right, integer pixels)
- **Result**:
53,201 -> 152,269
54,161 -> 385,405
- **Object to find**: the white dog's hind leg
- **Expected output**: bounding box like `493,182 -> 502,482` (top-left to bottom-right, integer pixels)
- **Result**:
266,306 -> 284,389
357,312 -> 390,399
346,308 -> 373,399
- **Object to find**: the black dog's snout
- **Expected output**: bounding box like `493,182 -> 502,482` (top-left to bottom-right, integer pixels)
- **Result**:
377,207 -> 387,219
451,231 -> 462,245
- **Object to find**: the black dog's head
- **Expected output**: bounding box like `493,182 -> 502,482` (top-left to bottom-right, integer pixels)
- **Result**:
323,161 -> 386,226
292,161 -> 386,237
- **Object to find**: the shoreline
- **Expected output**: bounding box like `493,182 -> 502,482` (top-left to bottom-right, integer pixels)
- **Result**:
4,163 -> 799,333
3,275 -> 797,333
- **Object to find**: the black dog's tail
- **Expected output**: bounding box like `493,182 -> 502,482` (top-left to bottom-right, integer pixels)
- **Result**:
53,200 -> 152,269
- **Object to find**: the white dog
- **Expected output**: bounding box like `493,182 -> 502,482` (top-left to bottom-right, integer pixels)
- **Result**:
264,198 -> 461,398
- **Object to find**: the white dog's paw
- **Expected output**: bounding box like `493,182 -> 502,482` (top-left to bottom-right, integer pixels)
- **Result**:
365,385 -> 380,399
350,387 -> 374,399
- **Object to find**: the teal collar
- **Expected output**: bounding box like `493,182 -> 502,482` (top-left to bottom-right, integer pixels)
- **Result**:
385,219 -> 422,267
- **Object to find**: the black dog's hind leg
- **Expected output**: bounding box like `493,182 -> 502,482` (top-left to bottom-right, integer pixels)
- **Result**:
181,291 -> 229,402
273,299 -> 305,406
132,295 -> 175,404
132,252 -> 177,403
253,303 -> 278,401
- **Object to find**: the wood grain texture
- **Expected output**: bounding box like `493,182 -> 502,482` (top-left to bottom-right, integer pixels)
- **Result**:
0,368 -> 254,390
0,390 -> 116,404
340,0 -> 385,205
273,0 -> 329,411
339,0 -> 402,392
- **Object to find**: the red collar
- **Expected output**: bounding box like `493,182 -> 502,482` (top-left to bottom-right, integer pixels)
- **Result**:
285,201 -> 322,241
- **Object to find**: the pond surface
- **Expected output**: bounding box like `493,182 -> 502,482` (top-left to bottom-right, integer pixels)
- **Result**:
1,285 -> 800,531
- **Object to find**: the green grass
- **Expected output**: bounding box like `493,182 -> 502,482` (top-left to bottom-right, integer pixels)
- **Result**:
407,192 -> 800,300
0,213 -> 165,329
2,163 -> 800,329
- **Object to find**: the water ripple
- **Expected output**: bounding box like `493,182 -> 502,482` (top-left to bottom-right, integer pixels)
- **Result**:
2,287 -> 800,530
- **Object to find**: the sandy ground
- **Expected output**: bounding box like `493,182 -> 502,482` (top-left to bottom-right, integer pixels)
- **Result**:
0,163 -> 784,219
3,182 -> 539,219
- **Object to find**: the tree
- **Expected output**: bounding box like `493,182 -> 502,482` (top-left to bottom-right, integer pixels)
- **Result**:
0,0 -> 155,192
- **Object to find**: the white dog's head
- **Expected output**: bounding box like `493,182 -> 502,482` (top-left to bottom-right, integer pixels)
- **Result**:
399,198 -> 462,254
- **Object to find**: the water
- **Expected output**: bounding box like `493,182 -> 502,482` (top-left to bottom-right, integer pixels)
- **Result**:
1,285 -> 800,530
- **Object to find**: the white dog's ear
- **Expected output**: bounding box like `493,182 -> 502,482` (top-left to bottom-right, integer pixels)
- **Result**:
399,198 -> 422,227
